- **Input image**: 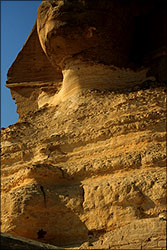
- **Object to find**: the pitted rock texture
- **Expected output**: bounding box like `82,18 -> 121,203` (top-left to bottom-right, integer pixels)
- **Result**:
1,85 -> 166,248
1,0 -> 167,249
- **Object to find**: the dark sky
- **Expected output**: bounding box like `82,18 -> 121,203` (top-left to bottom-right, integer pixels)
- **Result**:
1,0 -> 41,128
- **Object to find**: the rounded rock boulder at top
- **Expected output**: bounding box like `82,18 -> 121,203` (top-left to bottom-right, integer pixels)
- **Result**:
36,0 -> 167,104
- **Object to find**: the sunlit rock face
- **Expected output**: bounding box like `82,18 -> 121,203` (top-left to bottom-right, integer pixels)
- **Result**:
1,0 -> 166,249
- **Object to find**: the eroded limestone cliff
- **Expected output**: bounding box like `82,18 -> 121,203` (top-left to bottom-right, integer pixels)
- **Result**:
1,0 -> 166,249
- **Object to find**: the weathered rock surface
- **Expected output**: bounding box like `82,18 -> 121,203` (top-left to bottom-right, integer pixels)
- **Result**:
1,0 -> 167,249
1,85 -> 166,248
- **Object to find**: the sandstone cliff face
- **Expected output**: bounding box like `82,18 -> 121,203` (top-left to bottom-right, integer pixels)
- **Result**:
1,85 -> 166,248
1,0 -> 166,249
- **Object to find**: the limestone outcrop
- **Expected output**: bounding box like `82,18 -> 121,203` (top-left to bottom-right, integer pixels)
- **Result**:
1,0 -> 166,249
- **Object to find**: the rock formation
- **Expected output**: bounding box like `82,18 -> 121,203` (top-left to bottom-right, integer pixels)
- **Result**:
1,0 -> 166,249
1,233 -> 64,250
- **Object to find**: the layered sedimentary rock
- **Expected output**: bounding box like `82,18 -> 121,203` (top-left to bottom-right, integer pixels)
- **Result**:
1,0 -> 167,249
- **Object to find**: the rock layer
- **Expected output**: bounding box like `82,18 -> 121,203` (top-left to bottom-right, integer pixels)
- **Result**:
1,0 -> 167,249
1,85 -> 166,248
